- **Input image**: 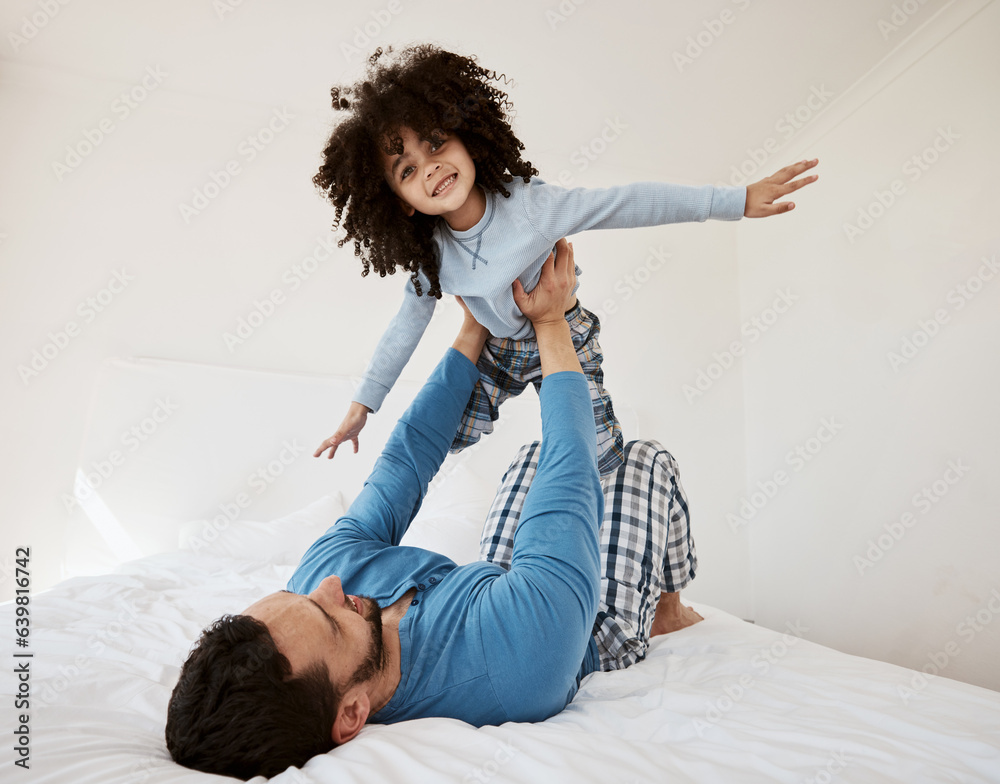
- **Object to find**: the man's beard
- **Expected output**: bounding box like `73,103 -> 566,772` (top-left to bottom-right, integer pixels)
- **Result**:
347,596 -> 385,687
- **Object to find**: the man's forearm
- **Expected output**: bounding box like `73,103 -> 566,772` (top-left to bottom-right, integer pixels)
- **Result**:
451,316 -> 490,364
534,319 -> 583,377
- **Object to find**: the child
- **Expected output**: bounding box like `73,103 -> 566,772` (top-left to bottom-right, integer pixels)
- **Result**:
312,45 -> 817,474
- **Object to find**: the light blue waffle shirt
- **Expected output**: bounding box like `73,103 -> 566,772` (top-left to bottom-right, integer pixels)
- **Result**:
289,348 -> 604,726
354,178 -> 746,411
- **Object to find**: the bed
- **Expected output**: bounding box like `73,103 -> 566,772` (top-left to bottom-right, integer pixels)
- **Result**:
4,358 -> 999,783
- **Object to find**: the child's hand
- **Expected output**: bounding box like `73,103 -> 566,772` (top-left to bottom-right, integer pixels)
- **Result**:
314,401 -> 371,459
745,159 -> 819,217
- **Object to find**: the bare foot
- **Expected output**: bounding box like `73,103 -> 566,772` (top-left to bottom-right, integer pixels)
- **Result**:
650,592 -> 704,637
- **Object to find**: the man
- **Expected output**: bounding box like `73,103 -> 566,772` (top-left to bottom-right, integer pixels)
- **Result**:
165,239 -> 701,779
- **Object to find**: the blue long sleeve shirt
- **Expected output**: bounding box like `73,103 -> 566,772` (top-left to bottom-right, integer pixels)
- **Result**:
354,178 -> 746,411
288,348 -> 605,725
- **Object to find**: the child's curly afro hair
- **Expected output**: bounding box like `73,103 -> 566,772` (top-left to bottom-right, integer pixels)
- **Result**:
312,45 -> 538,298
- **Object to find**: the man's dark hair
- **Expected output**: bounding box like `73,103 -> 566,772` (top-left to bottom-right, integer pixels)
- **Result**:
165,614 -> 340,780
312,44 -> 538,299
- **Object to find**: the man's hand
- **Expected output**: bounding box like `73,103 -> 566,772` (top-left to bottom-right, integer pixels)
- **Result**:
514,238 -> 582,377
314,401 -> 371,459
745,158 -> 819,217
513,238 -> 578,326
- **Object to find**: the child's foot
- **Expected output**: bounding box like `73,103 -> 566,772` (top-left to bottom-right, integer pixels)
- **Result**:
650,591 -> 704,636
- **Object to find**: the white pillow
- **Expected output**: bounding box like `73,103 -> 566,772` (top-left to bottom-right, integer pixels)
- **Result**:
402,458 -> 498,565
178,493 -> 345,565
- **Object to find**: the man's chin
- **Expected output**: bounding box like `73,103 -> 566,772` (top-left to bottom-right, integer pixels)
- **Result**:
350,596 -> 387,685
360,596 -> 382,625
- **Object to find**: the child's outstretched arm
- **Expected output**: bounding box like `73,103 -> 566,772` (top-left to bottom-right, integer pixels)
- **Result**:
313,298 -> 488,460
314,276 -> 438,460
744,159 -> 819,217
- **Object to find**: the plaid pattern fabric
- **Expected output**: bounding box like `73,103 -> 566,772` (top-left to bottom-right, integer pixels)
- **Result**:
480,439 -> 697,672
450,303 -> 624,475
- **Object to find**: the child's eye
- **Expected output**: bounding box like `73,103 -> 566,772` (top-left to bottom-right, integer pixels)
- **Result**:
400,165 -> 415,180
430,139 -> 444,151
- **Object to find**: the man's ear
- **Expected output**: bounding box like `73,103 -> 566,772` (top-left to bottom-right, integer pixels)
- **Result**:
330,688 -> 371,745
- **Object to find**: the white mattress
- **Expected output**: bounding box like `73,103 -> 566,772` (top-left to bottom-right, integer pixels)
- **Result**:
3,494 -> 999,783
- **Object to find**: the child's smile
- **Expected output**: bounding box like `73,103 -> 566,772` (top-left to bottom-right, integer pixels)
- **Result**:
381,126 -> 486,231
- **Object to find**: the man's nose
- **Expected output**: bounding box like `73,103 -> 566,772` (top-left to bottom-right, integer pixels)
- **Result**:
312,575 -> 344,608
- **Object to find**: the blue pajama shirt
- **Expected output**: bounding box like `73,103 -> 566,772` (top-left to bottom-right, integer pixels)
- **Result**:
287,348 -> 604,725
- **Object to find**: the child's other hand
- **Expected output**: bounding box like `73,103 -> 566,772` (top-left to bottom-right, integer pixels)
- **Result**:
314,401 -> 371,459
745,158 -> 818,217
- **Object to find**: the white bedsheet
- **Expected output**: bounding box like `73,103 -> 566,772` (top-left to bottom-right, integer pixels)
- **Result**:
3,537 -> 999,783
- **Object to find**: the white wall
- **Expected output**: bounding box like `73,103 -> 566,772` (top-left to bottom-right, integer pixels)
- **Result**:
738,0 -> 1000,691
0,0 -> 995,688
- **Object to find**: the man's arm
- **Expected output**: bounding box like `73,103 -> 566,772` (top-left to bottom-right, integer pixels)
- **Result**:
293,310 -> 487,597
511,246 -> 582,377
481,240 -> 605,720
450,296 -> 491,364
340,306 -> 487,545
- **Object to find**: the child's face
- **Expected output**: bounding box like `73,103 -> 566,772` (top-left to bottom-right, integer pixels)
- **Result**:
381,126 -> 484,230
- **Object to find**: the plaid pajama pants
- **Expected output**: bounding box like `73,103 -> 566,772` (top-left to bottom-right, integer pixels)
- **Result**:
479,439 -> 697,672
450,303 -> 624,475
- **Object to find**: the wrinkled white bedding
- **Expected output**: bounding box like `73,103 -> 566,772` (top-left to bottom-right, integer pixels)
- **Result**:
2,493 -> 999,783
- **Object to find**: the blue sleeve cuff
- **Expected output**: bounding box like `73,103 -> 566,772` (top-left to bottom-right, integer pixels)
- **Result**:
710,185 -> 747,221
354,376 -> 391,413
